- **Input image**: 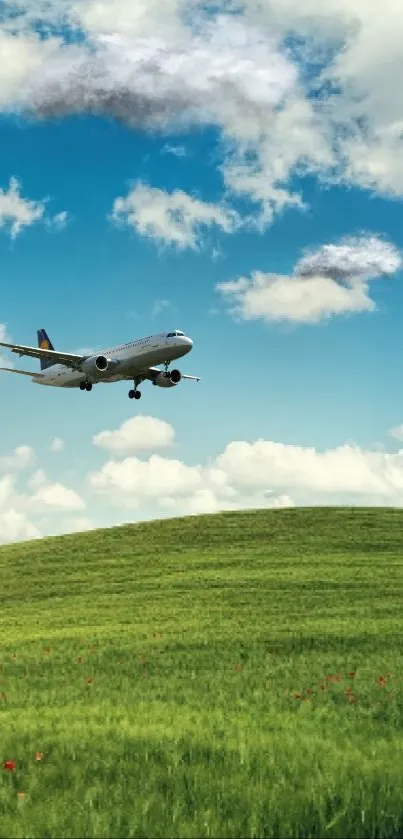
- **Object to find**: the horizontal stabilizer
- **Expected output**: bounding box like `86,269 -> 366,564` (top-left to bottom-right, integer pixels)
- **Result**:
0,367 -> 43,378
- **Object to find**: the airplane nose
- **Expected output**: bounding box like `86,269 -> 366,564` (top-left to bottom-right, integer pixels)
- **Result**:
186,336 -> 193,348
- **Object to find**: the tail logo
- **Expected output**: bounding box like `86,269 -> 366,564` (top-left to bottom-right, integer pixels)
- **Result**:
40,340 -> 50,349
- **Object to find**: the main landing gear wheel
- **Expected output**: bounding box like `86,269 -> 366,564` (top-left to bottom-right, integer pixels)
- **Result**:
80,382 -> 92,392
129,389 -> 141,400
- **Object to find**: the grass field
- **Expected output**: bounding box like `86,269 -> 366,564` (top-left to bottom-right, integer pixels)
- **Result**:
1,507 -> 403,838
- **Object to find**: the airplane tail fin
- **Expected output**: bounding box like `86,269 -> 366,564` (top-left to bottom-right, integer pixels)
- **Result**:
37,329 -> 55,370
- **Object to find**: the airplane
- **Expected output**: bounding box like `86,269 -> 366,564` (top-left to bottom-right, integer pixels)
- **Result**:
0,328 -> 200,399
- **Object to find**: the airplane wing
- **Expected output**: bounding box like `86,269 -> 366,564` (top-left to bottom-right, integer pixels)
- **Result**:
145,366 -> 200,382
0,367 -> 44,377
0,341 -> 86,371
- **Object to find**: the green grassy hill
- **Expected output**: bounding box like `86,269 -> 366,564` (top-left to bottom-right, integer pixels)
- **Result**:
1,507 -> 403,838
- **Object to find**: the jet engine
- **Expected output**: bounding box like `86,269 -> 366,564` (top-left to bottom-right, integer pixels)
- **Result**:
153,369 -> 182,388
81,355 -> 120,376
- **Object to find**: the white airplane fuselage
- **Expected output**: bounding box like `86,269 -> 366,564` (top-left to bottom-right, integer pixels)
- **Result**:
33,332 -> 193,387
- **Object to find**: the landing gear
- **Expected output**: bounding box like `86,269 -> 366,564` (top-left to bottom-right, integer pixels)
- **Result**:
80,381 -> 92,392
128,388 -> 141,400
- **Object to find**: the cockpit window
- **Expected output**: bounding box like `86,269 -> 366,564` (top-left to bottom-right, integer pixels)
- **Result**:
175,330 -> 185,336
167,330 -> 185,337
166,332 -> 175,337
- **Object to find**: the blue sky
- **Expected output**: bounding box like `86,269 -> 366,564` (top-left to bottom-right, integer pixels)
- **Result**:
2,0 -> 403,542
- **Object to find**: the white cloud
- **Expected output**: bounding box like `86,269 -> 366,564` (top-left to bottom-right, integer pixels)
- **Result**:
88,418 -> 403,515
0,474 -> 18,508
0,7 -> 305,225
0,447 -> 85,542
0,177 -> 45,238
216,440 -> 387,496
0,509 -> 41,542
0,445 -> 36,472
46,210 -> 70,231
93,415 -> 175,455
50,437 -> 65,453
8,16 -> 295,130
88,438 -> 298,514
296,237 -> 402,280
27,468 -> 47,490
30,482 -> 85,511
8,412 -> 403,542
0,177 -> 69,238
110,182 -> 241,249
389,425 -> 403,443
71,0 -> 187,39
222,92 -> 333,225
24,464 -> 85,513
0,474 -> 41,543
161,144 -> 187,158
217,235 -> 401,324
3,0 -> 403,216
0,29 -> 62,107
237,0 -> 403,199
90,453 -> 201,503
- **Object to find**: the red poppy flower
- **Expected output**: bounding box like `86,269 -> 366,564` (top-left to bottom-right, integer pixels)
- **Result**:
35,752 -> 43,762
348,672 -> 356,678
377,676 -> 386,687
87,677 -> 93,684
3,760 -> 16,771
294,693 -> 302,700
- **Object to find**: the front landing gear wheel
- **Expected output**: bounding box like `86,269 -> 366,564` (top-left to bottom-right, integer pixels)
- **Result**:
86,383 -> 92,391
129,389 -> 142,400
